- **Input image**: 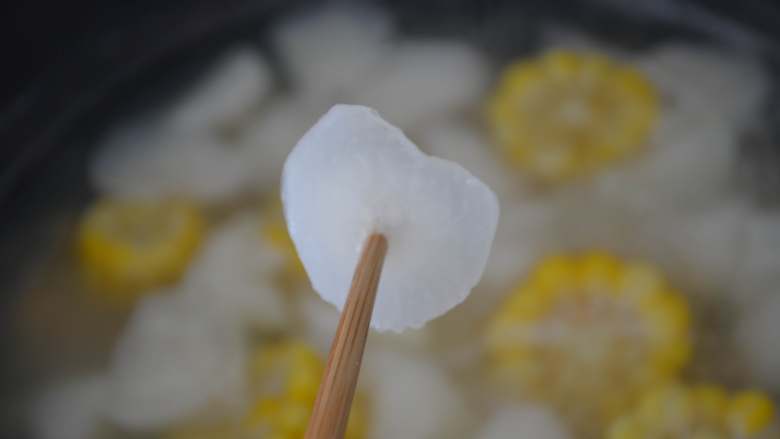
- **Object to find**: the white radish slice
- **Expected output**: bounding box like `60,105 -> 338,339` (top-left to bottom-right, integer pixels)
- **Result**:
282,105 -> 499,332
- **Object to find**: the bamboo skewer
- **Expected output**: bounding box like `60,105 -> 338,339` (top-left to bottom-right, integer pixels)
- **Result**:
305,233 -> 388,439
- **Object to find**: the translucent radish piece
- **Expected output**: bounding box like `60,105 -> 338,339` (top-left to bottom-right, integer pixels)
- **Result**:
282,105 -> 499,332
273,6 -> 392,98
182,214 -> 288,330
31,376 -> 107,439
351,41 -> 489,130
166,48 -> 273,131
91,124 -> 254,203
106,293 -> 247,430
361,346 -> 470,439
478,405 -> 572,439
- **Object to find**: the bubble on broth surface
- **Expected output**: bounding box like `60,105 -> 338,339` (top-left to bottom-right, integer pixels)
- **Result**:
106,293 -> 247,430
351,41 -> 489,130
282,105 -> 499,331
478,404 -> 572,439
273,5 -> 393,98
31,376 -> 107,439
166,48 -> 273,132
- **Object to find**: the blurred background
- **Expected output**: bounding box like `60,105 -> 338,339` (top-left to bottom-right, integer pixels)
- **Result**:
2,1 -> 780,438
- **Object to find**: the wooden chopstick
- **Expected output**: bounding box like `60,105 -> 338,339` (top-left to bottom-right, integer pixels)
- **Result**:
305,233 -> 388,439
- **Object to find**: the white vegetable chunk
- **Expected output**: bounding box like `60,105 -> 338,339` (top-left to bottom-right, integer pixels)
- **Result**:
282,105 -> 499,331
106,293 -> 247,430
31,376 -> 107,439
182,214 -> 288,331
240,96 -> 331,191
477,404 -> 572,439
361,347 -> 470,439
91,124 -> 254,203
737,294 -> 780,391
166,48 -> 273,131
635,44 -> 767,126
481,201 -> 561,292
351,41 -> 489,130
273,6 -> 392,98
733,210 -> 780,304
419,121 -> 512,200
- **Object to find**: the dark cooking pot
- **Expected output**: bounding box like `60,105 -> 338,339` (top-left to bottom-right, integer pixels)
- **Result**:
1,0 -> 780,436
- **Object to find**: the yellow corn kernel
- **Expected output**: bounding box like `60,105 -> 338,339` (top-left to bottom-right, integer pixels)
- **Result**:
641,291 -> 691,340
78,198 -> 205,300
728,391 -> 776,436
576,251 -> 621,294
617,262 -> 666,303
608,384 -> 778,439
530,254 -> 576,292
487,50 -> 659,185
486,251 -> 691,435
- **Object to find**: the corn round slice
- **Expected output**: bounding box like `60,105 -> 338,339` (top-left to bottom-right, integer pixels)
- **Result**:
485,252 -> 691,434
243,340 -> 368,439
607,384 -> 778,439
487,50 -> 658,184
78,199 -> 205,299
